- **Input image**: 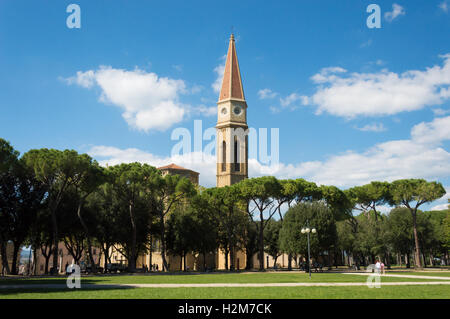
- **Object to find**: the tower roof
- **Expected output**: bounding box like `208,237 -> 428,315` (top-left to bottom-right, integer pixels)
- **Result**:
218,34 -> 245,102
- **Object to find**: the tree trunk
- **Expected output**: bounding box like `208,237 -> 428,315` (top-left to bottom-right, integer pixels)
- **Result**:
287,253 -> 292,270
386,251 -> 391,269
44,256 -> 50,274
0,241 -> 10,275
159,213 -> 169,271
77,201 -> 97,273
102,243 -> 110,273
129,202 -> 137,272
224,248 -> 229,270
411,209 -> 422,268
149,234 -> 153,272
10,242 -> 20,275
259,216 -> 264,271
51,209 -> 59,275
203,250 -> 207,271
33,247 -> 38,275
245,248 -> 253,270
230,245 -> 235,271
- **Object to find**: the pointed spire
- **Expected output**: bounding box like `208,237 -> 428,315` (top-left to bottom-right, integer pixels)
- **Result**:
219,34 -> 245,102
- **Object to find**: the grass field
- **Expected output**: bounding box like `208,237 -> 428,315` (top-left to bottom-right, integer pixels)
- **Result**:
1,285 -> 449,299
1,272 -> 449,299
388,271 -> 450,277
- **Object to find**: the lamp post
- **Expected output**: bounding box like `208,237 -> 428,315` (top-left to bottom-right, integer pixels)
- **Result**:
301,221 -> 317,279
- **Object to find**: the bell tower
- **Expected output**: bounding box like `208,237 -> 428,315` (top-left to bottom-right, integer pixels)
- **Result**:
216,34 -> 248,187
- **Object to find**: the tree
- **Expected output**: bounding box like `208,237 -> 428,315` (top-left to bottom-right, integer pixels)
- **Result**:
239,176 -> 283,270
0,139 -> 46,274
347,181 -> 391,220
264,219 -> 282,268
87,183 -> 121,272
389,179 -> 446,268
58,190 -> 86,265
107,163 -> 156,271
336,218 -> 359,267
319,185 -> 353,221
386,207 -> 414,267
70,155 -> 105,272
189,193 -> 219,271
0,138 -> 19,274
166,208 -> 197,271
279,201 -> 337,267
150,173 -> 196,271
242,217 -> 259,270
202,186 -> 246,271
22,149 -> 90,274
354,211 -> 387,265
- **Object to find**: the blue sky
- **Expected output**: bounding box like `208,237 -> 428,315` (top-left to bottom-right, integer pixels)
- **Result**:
0,0 -> 449,211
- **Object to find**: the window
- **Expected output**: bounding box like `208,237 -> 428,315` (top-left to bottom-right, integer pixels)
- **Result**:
234,137 -> 240,172
222,140 -> 226,172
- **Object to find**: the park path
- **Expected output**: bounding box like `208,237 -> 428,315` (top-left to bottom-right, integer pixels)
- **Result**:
1,281 -> 450,289
342,273 -> 450,281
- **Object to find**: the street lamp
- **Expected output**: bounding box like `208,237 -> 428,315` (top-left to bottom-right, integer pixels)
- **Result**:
301,221 -> 317,279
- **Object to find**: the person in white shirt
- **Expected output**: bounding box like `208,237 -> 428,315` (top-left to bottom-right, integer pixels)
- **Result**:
375,260 -> 381,274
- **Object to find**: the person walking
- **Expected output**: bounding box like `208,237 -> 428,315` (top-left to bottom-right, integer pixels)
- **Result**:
381,261 -> 385,275
375,260 -> 381,274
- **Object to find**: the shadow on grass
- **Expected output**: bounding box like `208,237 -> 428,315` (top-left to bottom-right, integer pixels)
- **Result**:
0,284 -> 135,297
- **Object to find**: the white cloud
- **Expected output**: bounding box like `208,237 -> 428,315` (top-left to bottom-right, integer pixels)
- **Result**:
310,54 -> 450,118
88,116 -> 450,190
355,123 -> 387,132
430,187 -> 450,210
270,92 -> 309,113
63,70 -> 95,88
431,203 -> 449,211
191,105 -> 216,117
432,108 -> 450,116
384,3 -> 405,22
64,66 -> 189,132
212,55 -> 226,93
411,116 -> 450,145
439,1 -> 449,13
280,93 -> 309,107
311,67 -> 347,83
258,88 -> 278,100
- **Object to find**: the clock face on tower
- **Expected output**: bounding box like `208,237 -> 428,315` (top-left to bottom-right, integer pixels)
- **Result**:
233,105 -> 242,115
221,107 -> 227,115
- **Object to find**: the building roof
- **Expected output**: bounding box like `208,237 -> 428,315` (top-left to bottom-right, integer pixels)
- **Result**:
157,163 -> 199,175
218,34 -> 245,102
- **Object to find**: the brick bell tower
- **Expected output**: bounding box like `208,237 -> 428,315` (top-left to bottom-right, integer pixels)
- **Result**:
216,34 -> 248,187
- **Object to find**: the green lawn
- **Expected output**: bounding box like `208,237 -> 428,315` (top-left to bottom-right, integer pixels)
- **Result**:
1,272 -> 449,299
1,285 -> 449,299
0,272 -> 443,285
387,271 -> 450,277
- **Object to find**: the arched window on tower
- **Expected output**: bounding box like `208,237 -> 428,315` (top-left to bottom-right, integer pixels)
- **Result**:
234,136 -> 240,172
222,140 -> 226,172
